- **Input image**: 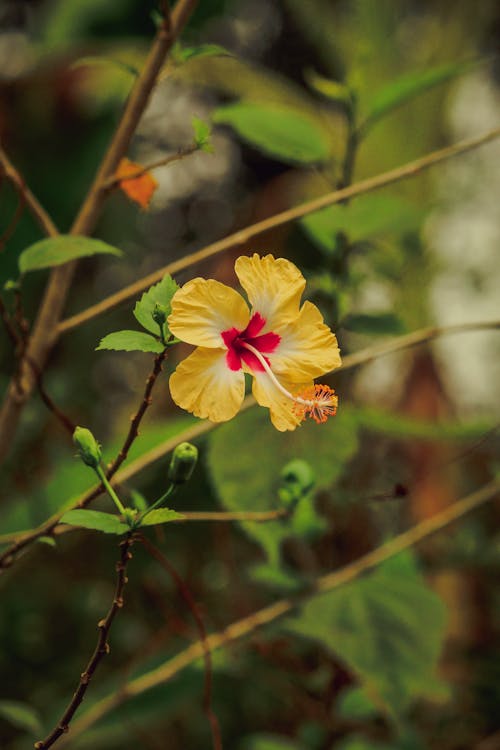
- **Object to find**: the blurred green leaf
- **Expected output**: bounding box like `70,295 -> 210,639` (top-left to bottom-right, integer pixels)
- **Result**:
173,43 -> 231,64
19,237 -> 122,273
0,700 -> 43,736
60,509 -> 129,535
213,102 -> 331,164
360,60 -> 478,134
284,552 -> 447,715
343,312 -> 406,336
192,117 -> 214,153
96,330 -> 164,353
208,406 -> 359,565
337,686 -> 378,720
301,195 -> 422,255
133,275 -> 179,335
305,69 -> 352,106
71,56 -> 139,77
242,735 -> 304,750
140,508 -> 184,526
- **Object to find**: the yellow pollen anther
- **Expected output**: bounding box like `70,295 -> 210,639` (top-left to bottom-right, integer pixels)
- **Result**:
242,342 -> 337,424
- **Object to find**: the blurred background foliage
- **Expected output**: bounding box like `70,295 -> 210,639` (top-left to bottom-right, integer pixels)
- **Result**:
0,0 -> 499,748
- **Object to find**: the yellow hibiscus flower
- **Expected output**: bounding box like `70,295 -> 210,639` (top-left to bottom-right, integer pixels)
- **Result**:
168,253 -> 341,431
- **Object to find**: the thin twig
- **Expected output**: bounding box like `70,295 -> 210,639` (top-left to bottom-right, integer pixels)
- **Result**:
34,533 -> 134,749
104,145 -> 199,189
0,318 -> 497,566
58,125 -> 500,335
59,478 -> 500,745
0,147 -> 59,237
0,0 -> 198,465
139,535 -> 223,750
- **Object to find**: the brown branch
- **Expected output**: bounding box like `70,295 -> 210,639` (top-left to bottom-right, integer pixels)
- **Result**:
59,478 -> 500,745
58,125 -> 500,335
139,535 -> 223,750
0,147 -> 59,237
1,318 -> 497,565
104,145 -> 199,189
34,533 -> 134,749
0,0 -> 198,465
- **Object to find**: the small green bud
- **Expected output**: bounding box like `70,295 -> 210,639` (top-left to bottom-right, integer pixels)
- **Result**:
167,442 -> 198,485
278,459 -> 315,507
122,507 -> 138,527
73,426 -> 102,468
152,302 -> 168,326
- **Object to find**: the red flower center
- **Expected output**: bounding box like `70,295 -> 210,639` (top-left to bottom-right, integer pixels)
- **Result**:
221,312 -> 281,372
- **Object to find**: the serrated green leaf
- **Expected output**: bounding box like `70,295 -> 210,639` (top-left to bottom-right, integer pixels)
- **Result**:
360,59 -> 478,134
96,330 -> 164,353
59,509 -> 129,535
174,43 -> 231,63
284,552 -> 447,715
19,236 -> 122,273
301,194 -> 422,255
0,700 -> 43,736
133,274 -> 179,335
343,312 -> 406,336
208,406 -> 358,566
139,508 -> 184,526
213,102 -> 331,165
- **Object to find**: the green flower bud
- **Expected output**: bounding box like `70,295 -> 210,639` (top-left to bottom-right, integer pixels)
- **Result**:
73,426 -> 102,468
278,459 -> 315,507
167,442 -> 198,485
152,302 -> 168,326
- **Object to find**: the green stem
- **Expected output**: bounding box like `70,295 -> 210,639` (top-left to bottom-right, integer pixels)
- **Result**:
95,465 -> 127,516
138,483 -> 177,525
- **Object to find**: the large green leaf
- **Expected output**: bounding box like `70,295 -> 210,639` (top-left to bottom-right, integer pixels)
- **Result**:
212,102 -> 331,165
301,194 -> 422,255
96,330 -> 164,353
207,406 -> 359,565
359,60 -> 478,134
284,552 -> 447,715
19,236 -> 122,273
59,509 -> 129,535
133,274 -> 179,335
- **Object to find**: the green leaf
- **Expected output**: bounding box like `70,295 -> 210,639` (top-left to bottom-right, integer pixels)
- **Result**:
301,194 -> 422,255
59,509 -> 129,535
19,236 -> 122,273
174,43 -> 231,64
96,330 -> 164,353
192,117 -> 214,153
140,508 -> 184,526
71,56 -> 139,78
208,406 -> 359,566
337,687 -> 378,720
360,59 -> 478,134
243,735 -> 304,750
343,312 -> 406,336
284,552 -> 447,715
305,68 -> 352,106
212,102 -> 331,165
0,700 -> 43,736
133,274 -> 179,335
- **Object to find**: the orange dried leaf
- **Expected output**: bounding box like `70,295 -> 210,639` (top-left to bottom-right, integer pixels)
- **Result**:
115,158 -> 159,209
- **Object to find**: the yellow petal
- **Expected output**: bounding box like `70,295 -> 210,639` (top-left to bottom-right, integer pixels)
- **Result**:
168,278 -> 249,348
169,348 -> 245,422
270,301 -> 341,382
252,371 -> 311,432
235,254 -> 306,330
